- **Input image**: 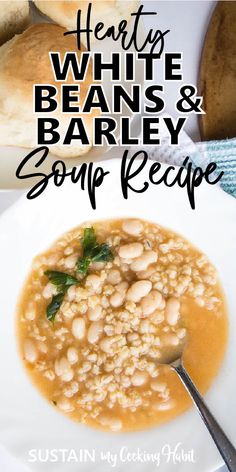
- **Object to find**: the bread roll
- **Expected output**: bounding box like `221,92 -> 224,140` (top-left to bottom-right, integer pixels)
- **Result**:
34,0 -> 138,42
0,23 -> 97,158
0,1 -> 30,46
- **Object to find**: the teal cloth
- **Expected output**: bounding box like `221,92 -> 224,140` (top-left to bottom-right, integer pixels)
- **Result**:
193,138 -> 236,199
139,132 -> 236,200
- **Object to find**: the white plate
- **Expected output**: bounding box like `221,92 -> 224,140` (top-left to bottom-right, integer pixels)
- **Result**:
0,3 -> 145,190
0,158 -> 236,472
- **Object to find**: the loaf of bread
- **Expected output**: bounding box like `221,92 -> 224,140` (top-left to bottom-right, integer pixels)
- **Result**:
0,1 -> 30,46
0,23 -> 97,158
34,0 -> 138,42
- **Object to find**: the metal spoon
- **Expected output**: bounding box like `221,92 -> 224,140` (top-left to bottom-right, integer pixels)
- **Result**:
159,348 -> 236,471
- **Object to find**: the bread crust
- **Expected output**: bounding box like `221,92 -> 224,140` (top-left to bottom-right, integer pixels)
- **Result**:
34,0 -> 138,41
0,23 -> 98,158
0,0 -> 30,46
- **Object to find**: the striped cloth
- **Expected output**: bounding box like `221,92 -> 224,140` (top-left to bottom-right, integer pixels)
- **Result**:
194,138 -> 236,199
139,127 -> 236,199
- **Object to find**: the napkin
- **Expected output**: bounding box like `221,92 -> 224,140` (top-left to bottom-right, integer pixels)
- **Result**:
194,138 -> 236,199
137,125 -> 236,199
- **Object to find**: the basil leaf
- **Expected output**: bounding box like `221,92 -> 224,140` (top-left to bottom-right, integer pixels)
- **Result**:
90,243 -> 114,263
45,228 -> 113,321
46,292 -> 65,322
44,271 -> 79,322
77,228 -> 114,274
76,257 -> 91,276
82,227 -> 97,257
45,270 -> 78,288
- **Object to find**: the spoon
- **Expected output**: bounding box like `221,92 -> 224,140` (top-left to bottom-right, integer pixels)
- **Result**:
157,346 -> 236,471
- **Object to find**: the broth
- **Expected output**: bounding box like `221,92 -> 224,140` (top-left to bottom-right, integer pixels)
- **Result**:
16,219 -> 228,432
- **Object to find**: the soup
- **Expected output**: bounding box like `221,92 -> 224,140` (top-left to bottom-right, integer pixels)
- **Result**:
16,219 -> 228,432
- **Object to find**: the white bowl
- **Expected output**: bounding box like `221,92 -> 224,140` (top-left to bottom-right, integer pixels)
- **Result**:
0,158 -> 235,472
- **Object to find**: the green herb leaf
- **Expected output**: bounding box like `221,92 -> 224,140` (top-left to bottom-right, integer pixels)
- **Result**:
45,228 -> 113,321
76,257 -> 91,276
46,292 -> 65,322
90,243 -> 114,263
76,228 -> 114,276
45,270 -> 78,288
82,227 -> 97,257
44,271 -> 79,322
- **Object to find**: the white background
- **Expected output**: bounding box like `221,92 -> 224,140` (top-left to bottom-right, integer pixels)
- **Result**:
0,1 -> 226,471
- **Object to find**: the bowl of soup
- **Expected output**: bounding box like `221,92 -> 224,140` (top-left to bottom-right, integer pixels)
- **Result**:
0,158 -> 235,472
16,218 -> 228,433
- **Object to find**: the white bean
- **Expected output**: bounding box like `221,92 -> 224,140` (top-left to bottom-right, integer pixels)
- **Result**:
55,357 -> 71,377
85,274 -> 102,293
118,243 -> 143,259
72,317 -> 86,340
127,332 -> 139,342
24,339 -> 38,363
64,254 -> 77,269
110,291 -> 125,307
42,283 -> 57,300
139,319 -> 151,333
141,290 -> 163,316
101,297 -> 109,308
38,342 -> 48,354
63,381 -> 79,398
150,311 -> 165,324
131,371 -> 148,386
116,281 -> 129,294
161,333 -> 180,346
177,328 -> 187,339
165,297 -> 180,326
122,220 -> 144,236
67,347 -> 79,365
62,304 -> 76,319
64,246 -> 73,255
61,369 -> 74,382
88,304 -> 103,321
131,250 -> 158,272
87,321 -> 104,344
159,298 -> 166,310
25,306 -> 36,321
127,280 -> 152,302
57,397 -> 74,412
107,270 -> 121,285
90,261 -> 105,271
67,285 -> 76,302
100,337 -> 114,354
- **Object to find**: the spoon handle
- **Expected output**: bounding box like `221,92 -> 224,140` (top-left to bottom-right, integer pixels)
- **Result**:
174,363 -> 236,471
